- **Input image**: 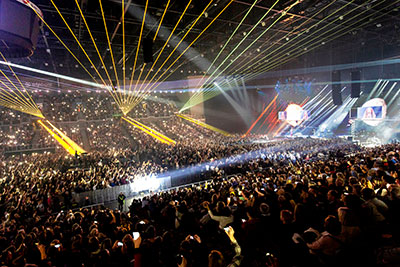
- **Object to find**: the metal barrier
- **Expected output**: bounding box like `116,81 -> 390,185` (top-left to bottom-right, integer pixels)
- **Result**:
73,173 -> 242,207
73,176 -> 172,206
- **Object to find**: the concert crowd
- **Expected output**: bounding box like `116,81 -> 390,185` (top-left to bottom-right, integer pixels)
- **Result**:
0,94 -> 400,266
0,133 -> 400,266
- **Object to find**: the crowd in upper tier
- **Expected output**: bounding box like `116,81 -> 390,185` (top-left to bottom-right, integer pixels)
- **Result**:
0,90 -> 177,152
1,135 -> 400,266
40,91 -> 175,122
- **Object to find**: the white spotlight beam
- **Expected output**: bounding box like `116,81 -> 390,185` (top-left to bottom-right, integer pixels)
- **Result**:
0,60 -> 107,89
387,87 -> 400,106
317,96 -> 356,134
375,80 -> 389,98
367,79 -> 382,100
383,82 -> 397,100
214,83 -> 253,127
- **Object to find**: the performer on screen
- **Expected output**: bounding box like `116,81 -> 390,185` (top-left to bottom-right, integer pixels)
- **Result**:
363,107 -> 376,119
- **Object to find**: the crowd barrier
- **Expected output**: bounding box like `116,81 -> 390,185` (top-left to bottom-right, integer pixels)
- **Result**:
72,173 -> 241,207
4,146 -> 56,156
73,176 -> 172,206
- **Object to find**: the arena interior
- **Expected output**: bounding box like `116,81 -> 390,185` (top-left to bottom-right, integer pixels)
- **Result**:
1,0 -> 400,266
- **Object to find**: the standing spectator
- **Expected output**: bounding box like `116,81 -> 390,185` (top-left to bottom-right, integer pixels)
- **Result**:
118,192 -> 126,211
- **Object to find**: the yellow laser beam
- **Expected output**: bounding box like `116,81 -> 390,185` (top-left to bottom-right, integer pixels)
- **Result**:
126,116 -> 176,144
177,114 -> 231,136
26,3 -> 99,85
0,98 -> 40,117
126,0 -> 149,112
187,0 -> 379,109
122,116 -> 173,145
122,0 -> 127,102
130,0 -> 234,109
133,0 -> 193,103
242,0 -> 396,81
27,1 -> 123,110
74,0 -> 122,106
194,0 -> 284,101
128,55 -> 200,109
0,51 -> 42,114
0,70 -> 38,111
131,0 -> 213,107
189,0 -> 341,105
0,86 -> 33,111
153,0 -> 170,41
49,0 -> 123,107
99,0 -> 122,103
37,120 -> 75,155
46,120 -> 86,154
0,79 -> 43,118
195,0 -> 259,89
125,0 -> 171,109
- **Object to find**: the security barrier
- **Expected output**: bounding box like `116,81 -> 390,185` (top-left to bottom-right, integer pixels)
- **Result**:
73,176 -> 172,206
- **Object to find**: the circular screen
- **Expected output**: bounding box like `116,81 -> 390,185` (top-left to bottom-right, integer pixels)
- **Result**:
361,98 -> 386,126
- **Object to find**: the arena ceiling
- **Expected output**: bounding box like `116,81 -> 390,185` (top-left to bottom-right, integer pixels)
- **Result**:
9,0 -> 400,81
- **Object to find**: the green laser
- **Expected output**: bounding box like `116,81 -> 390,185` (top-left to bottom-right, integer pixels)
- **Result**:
188,0 -> 283,104
215,0 -> 363,89
194,0 -> 259,89
229,0 -> 339,77
241,0 -> 399,82
181,0 -> 393,111
184,0 -> 302,110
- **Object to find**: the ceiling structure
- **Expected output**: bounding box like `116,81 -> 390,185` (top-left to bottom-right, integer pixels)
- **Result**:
5,0 -> 400,84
